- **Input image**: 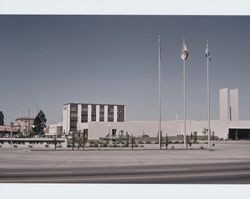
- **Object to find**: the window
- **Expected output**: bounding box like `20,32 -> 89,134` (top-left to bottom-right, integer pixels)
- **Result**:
81,104 -> 88,123
99,105 -> 104,122
117,105 -> 124,122
91,105 -> 96,121
70,104 -> 78,131
108,105 -> 114,122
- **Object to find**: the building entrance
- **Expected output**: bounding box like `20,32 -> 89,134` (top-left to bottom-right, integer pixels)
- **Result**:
228,128 -> 250,140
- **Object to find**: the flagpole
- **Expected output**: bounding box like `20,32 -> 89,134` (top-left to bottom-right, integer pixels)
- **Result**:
183,39 -> 187,149
206,40 -> 211,148
158,35 -> 162,150
183,53 -> 187,149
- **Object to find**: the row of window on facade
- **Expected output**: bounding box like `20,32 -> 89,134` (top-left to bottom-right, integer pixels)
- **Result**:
69,105 -> 124,131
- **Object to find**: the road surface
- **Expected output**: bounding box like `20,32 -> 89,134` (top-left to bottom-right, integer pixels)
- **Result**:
1,161 -> 250,183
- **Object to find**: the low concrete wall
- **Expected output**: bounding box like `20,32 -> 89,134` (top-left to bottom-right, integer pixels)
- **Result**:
0,138 -> 67,149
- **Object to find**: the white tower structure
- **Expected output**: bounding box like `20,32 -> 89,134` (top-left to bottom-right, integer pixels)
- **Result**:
219,88 -> 239,122
229,89 -> 239,121
219,88 -> 229,121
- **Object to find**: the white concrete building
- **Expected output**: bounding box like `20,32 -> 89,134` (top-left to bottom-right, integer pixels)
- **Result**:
47,122 -> 63,137
63,103 -> 126,137
62,89 -> 250,140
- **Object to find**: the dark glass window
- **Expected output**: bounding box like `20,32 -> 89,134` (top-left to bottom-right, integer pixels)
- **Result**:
117,105 -> 125,122
81,104 -> 88,123
91,105 -> 96,122
99,105 -> 104,122
70,104 -> 78,131
108,105 -> 114,122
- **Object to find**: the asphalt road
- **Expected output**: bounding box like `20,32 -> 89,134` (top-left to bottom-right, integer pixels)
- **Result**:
0,161 -> 250,183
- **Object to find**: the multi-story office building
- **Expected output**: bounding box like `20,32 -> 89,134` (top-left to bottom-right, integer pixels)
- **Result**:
62,103 -> 126,136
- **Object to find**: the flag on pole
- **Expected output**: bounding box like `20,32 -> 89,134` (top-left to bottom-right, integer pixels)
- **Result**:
181,40 -> 189,61
205,42 -> 212,61
158,35 -> 161,59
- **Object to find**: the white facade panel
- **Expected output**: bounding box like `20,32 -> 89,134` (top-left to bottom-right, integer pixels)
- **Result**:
88,104 -> 91,122
114,105 -> 117,122
96,105 -> 100,122
84,120 -> 230,140
62,104 -> 70,134
77,104 -> 81,124
104,105 -> 108,122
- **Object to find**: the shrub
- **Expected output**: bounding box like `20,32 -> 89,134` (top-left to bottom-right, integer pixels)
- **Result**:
146,141 -> 151,144
200,146 -> 204,149
138,140 -> 144,144
140,145 -> 144,148
101,143 -> 108,147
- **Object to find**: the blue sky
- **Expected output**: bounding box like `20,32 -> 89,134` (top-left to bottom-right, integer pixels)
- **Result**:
0,16 -> 250,124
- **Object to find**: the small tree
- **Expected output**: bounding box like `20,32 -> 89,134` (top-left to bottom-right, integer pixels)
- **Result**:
190,132 -> 193,140
131,135 -> 134,150
54,134 -> 57,150
0,111 -> 4,125
125,132 -> 129,147
32,110 -> 47,137
194,131 -> 197,144
72,131 -> 76,150
82,130 -> 88,150
165,133 -> 169,150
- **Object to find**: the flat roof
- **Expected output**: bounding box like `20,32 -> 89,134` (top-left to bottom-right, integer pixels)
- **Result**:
63,103 -> 125,106
15,117 -> 35,121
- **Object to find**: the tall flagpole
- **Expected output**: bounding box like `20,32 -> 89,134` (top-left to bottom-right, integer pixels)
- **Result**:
206,40 -> 211,148
183,45 -> 187,149
158,35 -> 162,150
181,38 -> 188,149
